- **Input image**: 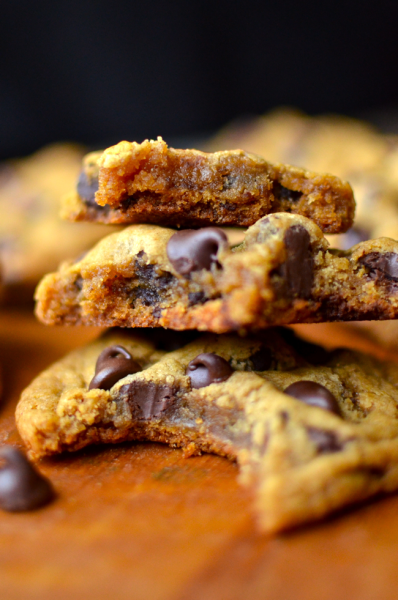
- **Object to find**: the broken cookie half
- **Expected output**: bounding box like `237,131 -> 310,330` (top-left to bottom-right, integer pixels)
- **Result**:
61,137 -> 355,233
36,212 -> 398,332
16,328 -> 398,533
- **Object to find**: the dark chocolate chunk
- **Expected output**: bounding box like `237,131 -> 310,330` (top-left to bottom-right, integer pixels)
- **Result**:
273,182 -> 302,203
74,276 -> 83,291
222,174 -> 237,190
119,380 -> 177,419
188,291 -> 208,306
0,447 -> 54,512
340,226 -> 370,250
89,345 -> 141,391
306,427 -> 342,454
167,228 -> 228,276
132,286 -> 161,306
273,225 -> 314,298
133,256 -> 175,306
77,171 -> 99,206
359,252 -> 398,282
284,380 -> 340,414
250,347 -> 273,371
186,353 -> 233,389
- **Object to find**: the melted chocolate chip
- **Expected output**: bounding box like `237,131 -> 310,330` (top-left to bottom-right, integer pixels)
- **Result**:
0,447 -> 54,511
188,291 -> 208,306
74,276 -> 83,291
132,256 -> 175,306
306,427 -> 342,454
222,174 -> 237,190
89,345 -> 141,391
273,182 -> 302,203
273,225 -> 314,298
77,171 -> 99,206
132,287 -> 162,306
119,381 -> 176,419
250,347 -> 273,371
167,228 -> 228,276
340,226 -> 370,250
284,380 -> 340,414
359,252 -> 398,283
186,353 -> 233,389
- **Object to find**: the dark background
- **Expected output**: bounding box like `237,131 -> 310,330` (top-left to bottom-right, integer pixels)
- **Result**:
1,0 -> 398,159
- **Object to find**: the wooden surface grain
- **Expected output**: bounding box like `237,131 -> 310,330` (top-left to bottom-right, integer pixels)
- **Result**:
1,309 -> 398,600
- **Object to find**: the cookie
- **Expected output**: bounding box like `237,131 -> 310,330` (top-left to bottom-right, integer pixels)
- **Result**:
16,328 -> 398,532
0,143 -> 120,299
61,136 -> 355,233
35,212 -> 398,332
209,108 -> 398,250
209,109 -> 398,347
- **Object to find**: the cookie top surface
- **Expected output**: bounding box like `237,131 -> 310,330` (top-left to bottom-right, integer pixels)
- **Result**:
35,212 -> 398,331
16,327 -> 398,532
62,136 -> 355,233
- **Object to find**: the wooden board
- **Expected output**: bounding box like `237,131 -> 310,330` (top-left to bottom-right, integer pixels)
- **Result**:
2,308 -> 398,600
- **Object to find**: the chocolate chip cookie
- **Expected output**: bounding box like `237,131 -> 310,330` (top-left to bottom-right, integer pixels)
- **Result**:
61,137 -> 355,233
210,109 -> 398,347
209,108 -> 398,250
35,212 -> 398,332
16,328 -> 398,532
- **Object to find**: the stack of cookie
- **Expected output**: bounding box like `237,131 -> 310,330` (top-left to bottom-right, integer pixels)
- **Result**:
16,137 -> 398,533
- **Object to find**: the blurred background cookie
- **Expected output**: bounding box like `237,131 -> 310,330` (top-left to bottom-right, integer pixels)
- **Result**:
0,143 -> 119,302
209,109 -> 398,349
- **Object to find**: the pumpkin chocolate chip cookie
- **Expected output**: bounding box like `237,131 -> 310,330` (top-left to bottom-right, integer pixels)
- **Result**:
35,212 -> 398,332
61,137 -> 355,233
16,328 -> 398,532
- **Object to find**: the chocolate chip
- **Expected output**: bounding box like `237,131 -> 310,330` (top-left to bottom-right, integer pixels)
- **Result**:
132,286 -> 161,306
152,307 -> 162,319
167,228 -> 228,276
250,347 -> 273,371
89,345 -> 141,391
273,182 -> 302,203
119,381 -> 176,419
306,427 -> 342,454
188,291 -> 208,306
74,276 -> 83,291
77,171 -> 99,206
340,226 -> 370,250
0,447 -> 54,512
186,353 -> 233,389
222,174 -> 237,190
273,225 -> 314,298
284,380 -> 340,414
359,252 -> 398,283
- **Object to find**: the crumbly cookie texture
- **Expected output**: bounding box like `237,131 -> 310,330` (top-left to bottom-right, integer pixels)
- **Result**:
16,328 -> 398,533
35,212 -> 398,332
210,108 -> 398,347
209,108 -> 398,250
61,137 -> 355,233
